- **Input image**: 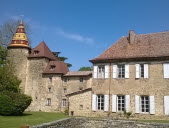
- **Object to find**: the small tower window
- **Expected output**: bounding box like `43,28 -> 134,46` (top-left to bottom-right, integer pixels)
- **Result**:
46,98 -> 51,106
33,50 -> 39,55
63,88 -> 67,93
48,87 -> 52,93
49,65 -> 56,70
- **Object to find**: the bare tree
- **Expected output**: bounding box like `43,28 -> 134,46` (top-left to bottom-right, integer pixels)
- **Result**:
0,19 -> 31,47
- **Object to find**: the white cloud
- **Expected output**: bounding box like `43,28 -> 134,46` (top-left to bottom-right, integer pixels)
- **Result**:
56,29 -> 94,45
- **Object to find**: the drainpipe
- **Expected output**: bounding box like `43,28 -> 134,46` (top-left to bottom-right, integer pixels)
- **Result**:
108,63 -> 112,117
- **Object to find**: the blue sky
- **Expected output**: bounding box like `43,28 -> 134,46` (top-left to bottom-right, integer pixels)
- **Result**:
1,0 -> 169,71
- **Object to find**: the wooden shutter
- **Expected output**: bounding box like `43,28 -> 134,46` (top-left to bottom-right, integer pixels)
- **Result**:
125,64 -> 129,78
104,95 -> 109,111
144,64 -> 149,78
149,96 -> 155,114
105,65 -> 109,78
135,95 -> 140,113
113,65 -> 117,78
93,66 -> 98,78
135,64 -> 140,78
92,94 -> 97,111
163,64 -> 169,78
164,96 -> 169,115
112,95 -> 117,112
125,95 -> 130,112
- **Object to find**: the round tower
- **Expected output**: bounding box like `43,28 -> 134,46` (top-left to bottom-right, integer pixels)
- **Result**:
7,21 -> 30,92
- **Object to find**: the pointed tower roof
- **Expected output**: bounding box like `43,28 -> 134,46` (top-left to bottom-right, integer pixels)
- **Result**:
8,21 -> 30,49
28,41 -> 58,61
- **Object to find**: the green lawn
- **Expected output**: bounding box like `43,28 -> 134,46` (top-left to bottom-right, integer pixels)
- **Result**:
138,119 -> 169,124
0,112 -> 68,128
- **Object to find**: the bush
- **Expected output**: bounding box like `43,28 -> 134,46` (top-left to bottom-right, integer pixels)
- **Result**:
0,92 -> 32,116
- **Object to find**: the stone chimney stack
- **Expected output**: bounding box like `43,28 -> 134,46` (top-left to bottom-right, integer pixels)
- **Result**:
129,30 -> 135,44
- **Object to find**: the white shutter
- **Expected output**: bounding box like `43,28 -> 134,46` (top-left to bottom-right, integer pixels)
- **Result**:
144,64 -> 149,78
125,64 -> 129,78
135,64 -> 140,78
92,94 -> 97,111
164,96 -> 169,115
125,95 -> 130,112
104,95 -> 109,111
113,65 -> 117,78
112,95 -> 117,112
149,96 -> 155,114
135,95 -> 140,113
163,64 -> 169,78
105,65 -> 109,78
93,66 -> 98,78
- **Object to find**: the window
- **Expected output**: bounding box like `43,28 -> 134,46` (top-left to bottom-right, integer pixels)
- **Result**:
79,87 -> 83,90
49,76 -> 52,83
140,96 -> 149,113
64,78 -> 69,82
97,95 -> 104,110
117,64 -> 125,78
46,98 -> 51,106
163,64 -> 169,78
140,64 -> 144,78
63,88 -> 67,93
79,105 -> 83,110
62,99 -> 66,107
79,78 -> 84,82
117,95 -> 125,112
48,87 -> 52,93
33,50 -> 39,55
49,65 -> 56,70
98,66 -> 105,78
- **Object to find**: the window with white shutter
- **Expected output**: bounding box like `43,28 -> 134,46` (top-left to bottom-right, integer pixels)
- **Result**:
104,95 -> 109,111
113,65 -> 117,78
125,64 -> 129,78
105,65 -> 109,78
112,95 -> 117,112
163,64 -> 169,78
92,94 -> 97,111
93,66 -> 98,78
125,95 -> 130,112
96,95 -> 104,110
164,96 -> 169,115
135,95 -> 140,113
149,96 -> 155,114
135,64 -> 149,78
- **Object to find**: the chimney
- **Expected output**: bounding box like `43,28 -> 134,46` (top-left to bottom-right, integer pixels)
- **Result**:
129,30 -> 135,44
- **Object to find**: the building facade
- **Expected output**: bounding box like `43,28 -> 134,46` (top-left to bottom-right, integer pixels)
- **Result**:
68,30 -> 169,117
7,22 -> 92,112
7,22 -> 169,118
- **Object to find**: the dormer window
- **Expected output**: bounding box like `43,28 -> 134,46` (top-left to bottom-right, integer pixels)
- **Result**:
49,65 -> 56,70
33,50 -> 39,55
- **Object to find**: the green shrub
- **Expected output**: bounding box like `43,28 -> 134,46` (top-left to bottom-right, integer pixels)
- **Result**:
0,92 -> 32,116
64,109 -> 69,115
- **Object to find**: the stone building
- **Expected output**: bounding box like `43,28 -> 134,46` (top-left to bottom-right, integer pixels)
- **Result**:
68,30 -> 169,117
7,21 -> 92,112
7,21 -> 169,118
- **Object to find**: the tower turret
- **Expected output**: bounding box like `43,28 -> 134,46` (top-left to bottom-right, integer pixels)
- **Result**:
7,21 -> 30,92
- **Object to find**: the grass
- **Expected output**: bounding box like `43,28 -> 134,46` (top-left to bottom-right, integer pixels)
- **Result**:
137,119 -> 169,124
0,112 -> 68,128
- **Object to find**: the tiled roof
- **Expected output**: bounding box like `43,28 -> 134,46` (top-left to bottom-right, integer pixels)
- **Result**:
66,88 -> 92,96
43,61 -> 69,74
63,71 -> 92,76
90,31 -> 169,63
28,41 -> 58,61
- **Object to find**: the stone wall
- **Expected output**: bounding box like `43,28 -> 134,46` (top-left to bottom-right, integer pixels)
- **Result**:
7,48 -> 29,92
68,89 -> 92,116
31,117 -> 169,128
92,61 -> 169,116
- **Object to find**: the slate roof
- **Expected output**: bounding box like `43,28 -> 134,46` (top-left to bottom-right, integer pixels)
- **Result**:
28,41 -> 58,61
90,31 -> 169,63
43,61 -> 69,74
63,71 -> 92,77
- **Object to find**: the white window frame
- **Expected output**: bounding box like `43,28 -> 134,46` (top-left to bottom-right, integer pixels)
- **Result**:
140,96 -> 149,113
117,95 -> 125,112
117,64 -> 125,78
96,95 -> 104,110
98,65 -> 105,78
